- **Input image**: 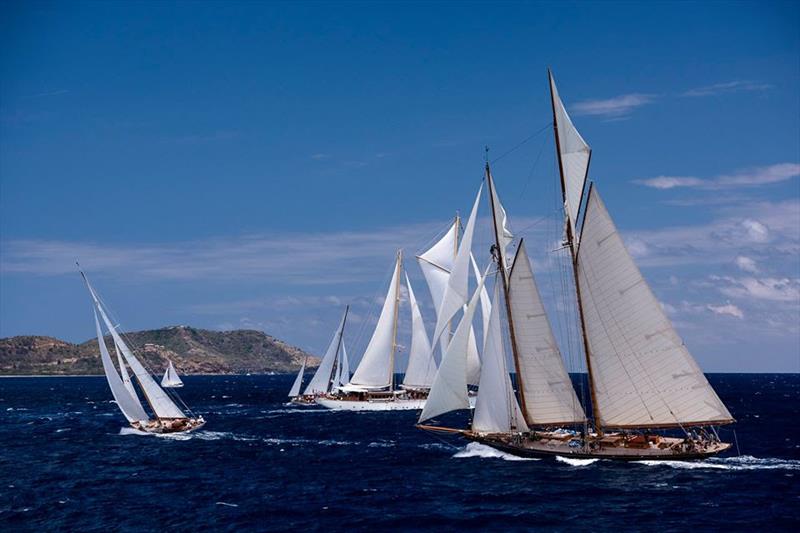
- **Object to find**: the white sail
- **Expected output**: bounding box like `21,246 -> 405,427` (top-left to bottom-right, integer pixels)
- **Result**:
417,220 -> 457,356
509,241 -> 586,425
161,360 -> 183,388
402,273 -> 437,389
576,187 -> 733,429
419,265 -> 490,423
338,341 -> 350,386
549,70 -> 591,243
349,254 -> 401,390
470,254 -> 492,346
304,308 -> 347,395
472,280 -> 528,433
431,185 -> 483,349
486,170 -> 514,271
113,338 -> 137,401
94,311 -> 149,423
288,357 -> 307,397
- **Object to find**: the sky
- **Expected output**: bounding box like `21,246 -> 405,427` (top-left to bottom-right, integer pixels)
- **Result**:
1,1 -> 798,372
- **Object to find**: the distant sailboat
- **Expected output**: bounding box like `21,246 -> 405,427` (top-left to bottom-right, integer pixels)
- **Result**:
288,306 -> 349,405
417,70 -> 734,460
160,360 -> 184,388
79,266 -> 205,434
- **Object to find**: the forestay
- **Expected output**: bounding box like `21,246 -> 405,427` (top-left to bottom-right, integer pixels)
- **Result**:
576,187 -> 733,429
509,241 -> 586,425
419,265 -> 490,423
549,70 -> 591,243
94,311 -> 149,423
305,308 -> 347,395
402,274 -> 437,389
472,280 -> 528,433
349,255 -> 401,390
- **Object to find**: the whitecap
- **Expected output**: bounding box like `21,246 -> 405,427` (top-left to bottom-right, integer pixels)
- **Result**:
216,502 -> 239,508
452,442 -> 539,461
555,456 -> 600,467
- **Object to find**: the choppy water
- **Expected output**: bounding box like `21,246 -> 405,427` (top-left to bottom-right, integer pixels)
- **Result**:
1,374 -> 798,531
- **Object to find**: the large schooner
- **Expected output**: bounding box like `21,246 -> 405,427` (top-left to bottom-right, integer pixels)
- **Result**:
417,70 -> 735,460
79,267 -> 205,434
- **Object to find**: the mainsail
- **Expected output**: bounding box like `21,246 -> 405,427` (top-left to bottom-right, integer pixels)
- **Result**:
349,252 -> 402,390
576,187 -> 733,429
472,280 -> 528,433
288,356 -> 307,397
402,273 -> 437,389
509,241 -> 586,425
304,307 -> 348,395
161,360 -> 183,388
94,311 -> 149,423
418,264 -> 490,423
549,69 -> 591,244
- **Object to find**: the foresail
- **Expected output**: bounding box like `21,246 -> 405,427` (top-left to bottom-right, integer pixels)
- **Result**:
576,187 -> 733,429
339,341 -> 350,386
288,357 -> 306,397
402,274 -> 437,389
431,185 -> 482,349
472,280 -> 528,434
419,265 -> 490,423
509,241 -> 586,425
113,338 -> 137,401
350,255 -> 401,389
94,311 -> 149,423
417,221 -> 457,357
549,70 -> 591,243
305,309 -> 347,395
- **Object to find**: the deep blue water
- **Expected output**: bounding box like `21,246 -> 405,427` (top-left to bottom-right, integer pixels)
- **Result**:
0,374 -> 798,531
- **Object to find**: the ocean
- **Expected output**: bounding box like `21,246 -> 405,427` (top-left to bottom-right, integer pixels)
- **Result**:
1,374 -> 798,531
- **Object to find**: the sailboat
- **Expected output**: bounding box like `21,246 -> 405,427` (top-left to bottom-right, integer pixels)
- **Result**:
316,250 -> 442,411
417,70 -> 734,460
160,360 -> 184,388
288,306 -> 349,405
79,267 -> 205,434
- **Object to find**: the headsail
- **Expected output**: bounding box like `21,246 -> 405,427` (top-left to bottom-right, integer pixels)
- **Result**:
349,252 -> 402,390
94,311 -> 149,423
338,341 -> 350,386
418,264 -> 490,423
549,70 -> 591,243
304,307 -> 348,395
288,356 -> 307,397
417,219 -> 457,358
509,241 -> 586,425
402,273 -> 437,389
485,170 -> 514,271
113,338 -> 138,401
472,280 -> 528,433
576,186 -> 733,429
161,360 -> 183,388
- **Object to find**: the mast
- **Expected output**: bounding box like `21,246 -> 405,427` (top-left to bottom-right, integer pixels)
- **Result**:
485,163 -> 529,426
389,250 -> 402,391
548,68 -> 602,434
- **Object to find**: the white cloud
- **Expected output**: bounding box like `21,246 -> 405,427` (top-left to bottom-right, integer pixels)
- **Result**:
634,163 -> 800,190
681,80 -> 772,97
707,303 -> 744,319
735,256 -> 759,273
715,276 -> 800,303
571,93 -> 656,118
741,219 -> 770,243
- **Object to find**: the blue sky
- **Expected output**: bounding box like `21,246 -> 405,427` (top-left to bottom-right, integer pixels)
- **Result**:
1,1 -> 798,372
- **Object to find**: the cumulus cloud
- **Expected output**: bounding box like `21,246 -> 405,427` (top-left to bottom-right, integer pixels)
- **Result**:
712,276 -> 800,302
735,256 -> 759,273
633,163 -> 800,190
571,93 -> 657,118
706,303 -> 744,319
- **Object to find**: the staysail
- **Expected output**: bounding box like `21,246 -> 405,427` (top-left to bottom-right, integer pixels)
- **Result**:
94,311 -> 149,423
472,280 -> 528,433
576,186 -> 733,429
549,70 -> 591,243
304,307 -> 348,395
113,338 -> 138,401
509,241 -> 586,425
288,356 -> 307,397
417,219 -> 457,357
161,360 -> 183,388
349,252 -> 402,390
337,341 -> 350,387
402,274 -> 437,389
418,265 -> 490,423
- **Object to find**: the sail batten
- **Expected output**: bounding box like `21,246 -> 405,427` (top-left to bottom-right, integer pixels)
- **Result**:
576,187 -> 732,429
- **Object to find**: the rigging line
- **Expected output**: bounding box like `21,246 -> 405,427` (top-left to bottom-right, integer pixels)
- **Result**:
490,122 -> 552,165
517,133 -> 550,201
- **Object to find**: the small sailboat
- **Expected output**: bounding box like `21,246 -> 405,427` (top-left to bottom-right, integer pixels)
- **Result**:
316,250 -> 443,411
417,70 -> 734,460
160,360 -> 184,388
79,266 -> 205,434
288,306 -> 349,405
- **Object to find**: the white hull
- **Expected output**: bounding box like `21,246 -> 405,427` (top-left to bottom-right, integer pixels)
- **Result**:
315,395 -> 477,412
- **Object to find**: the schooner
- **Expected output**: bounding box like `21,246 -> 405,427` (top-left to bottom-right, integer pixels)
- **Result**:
79,267 -> 205,434
417,70 -> 734,460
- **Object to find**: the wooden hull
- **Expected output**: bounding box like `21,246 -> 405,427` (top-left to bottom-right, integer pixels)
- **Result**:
289,395 -> 317,406
466,431 -> 732,461
131,417 -> 206,434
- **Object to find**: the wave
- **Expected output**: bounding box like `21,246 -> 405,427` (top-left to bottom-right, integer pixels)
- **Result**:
262,437 -> 358,447
367,441 -> 396,448
452,442 -> 539,461
633,455 -> 800,471
117,428 -> 256,442
555,456 -> 600,467
215,502 -> 239,508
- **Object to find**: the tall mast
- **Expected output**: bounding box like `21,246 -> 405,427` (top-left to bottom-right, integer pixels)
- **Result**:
548,68 -> 602,434
485,163 -> 530,426
389,250 -> 402,391
450,213 -> 459,344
